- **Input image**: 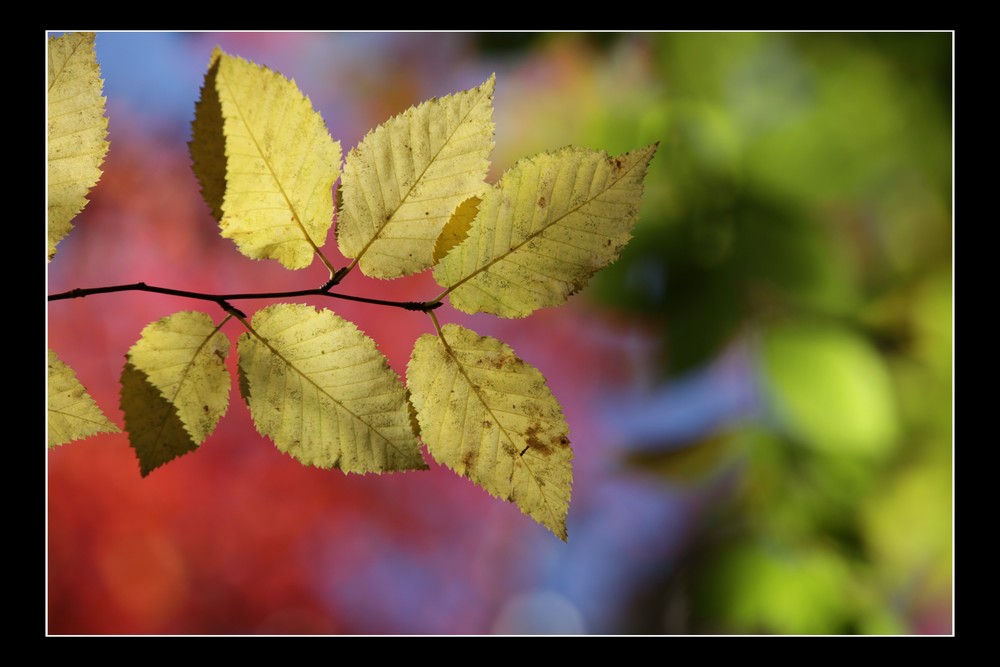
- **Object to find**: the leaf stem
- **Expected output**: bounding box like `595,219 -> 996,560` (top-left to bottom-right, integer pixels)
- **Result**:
49,282 -> 444,313
427,309 -> 458,360
427,309 -> 445,339
313,247 -> 339,280
215,313 -> 235,331
426,288 -> 450,308
323,265 -> 352,289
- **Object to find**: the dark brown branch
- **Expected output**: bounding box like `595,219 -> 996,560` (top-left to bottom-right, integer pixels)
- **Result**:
48,282 -> 444,313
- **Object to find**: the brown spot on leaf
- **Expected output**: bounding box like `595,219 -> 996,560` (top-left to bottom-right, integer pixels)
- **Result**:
482,420 -> 491,428
521,401 -> 543,419
462,449 -> 478,472
523,422 -> 552,456
538,196 -> 546,208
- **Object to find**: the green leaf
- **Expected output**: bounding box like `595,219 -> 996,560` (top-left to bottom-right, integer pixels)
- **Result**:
434,143 -> 657,318
121,311 -> 231,475
238,304 -> 424,473
698,540 -> 858,634
48,32 -> 109,261
337,75 -> 495,278
48,349 -> 119,448
760,322 -> 899,456
194,49 -> 342,270
861,456 -> 952,594
407,323 -> 572,540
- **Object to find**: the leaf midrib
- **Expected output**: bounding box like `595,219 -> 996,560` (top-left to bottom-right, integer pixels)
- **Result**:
48,34 -> 87,93
137,321 -> 227,448
243,322 -> 410,459
217,63 -> 326,259
50,407 -> 114,429
435,328 -> 562,531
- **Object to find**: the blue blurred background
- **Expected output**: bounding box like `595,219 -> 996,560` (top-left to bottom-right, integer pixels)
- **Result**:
47,32 -> 952,634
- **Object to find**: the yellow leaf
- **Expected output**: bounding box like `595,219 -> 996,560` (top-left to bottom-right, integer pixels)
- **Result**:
238,304 -> 424,473
48,32 -> 109,261
407,323 -> 572,540
200,50 -> 341,270
121,312 -> 231,475
434,144 -> 658,317
48,349 -> 118,448
432,196 -> 480,264
126,311 -> 231,444
337,75 -> 495,278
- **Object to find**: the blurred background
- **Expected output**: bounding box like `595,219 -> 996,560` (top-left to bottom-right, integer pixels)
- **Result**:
47,32 -> 953,635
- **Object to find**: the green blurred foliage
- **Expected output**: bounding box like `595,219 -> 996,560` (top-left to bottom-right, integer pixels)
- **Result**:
586,32 -> 950,372
760,322 -> 899,457
486,32 -> 951,633
695,539 -> 869,634
622,431 -> 742,484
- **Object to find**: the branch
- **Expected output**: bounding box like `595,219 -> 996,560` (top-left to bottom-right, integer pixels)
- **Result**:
48,282 -> 444,313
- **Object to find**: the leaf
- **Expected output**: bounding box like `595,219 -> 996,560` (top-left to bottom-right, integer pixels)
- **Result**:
760,322 -> 898,456
48,32 -> 109,261
48,349 -> 118,448
120,364 -> 197,476
195,49 -> 342,270
434,144 -> 658,318
121,311 -> 231,475
127,311 -> 231,444
238,304 -> 424,473
237,357 -> 252,408
189,51 -> 226,221
432,196 -> 480,264
336,75 -> 495,278
407,323 -> 572,540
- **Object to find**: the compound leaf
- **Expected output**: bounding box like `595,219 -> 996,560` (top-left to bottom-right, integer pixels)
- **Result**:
407,323 -> 572,540
120,312 -> 231,475
48,31 -> 109,261
434,144 -> 658,317
48,349 -> 119,448
337,75 -> 495,278
238,304 -> 424,473
196,49 -> 342,270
